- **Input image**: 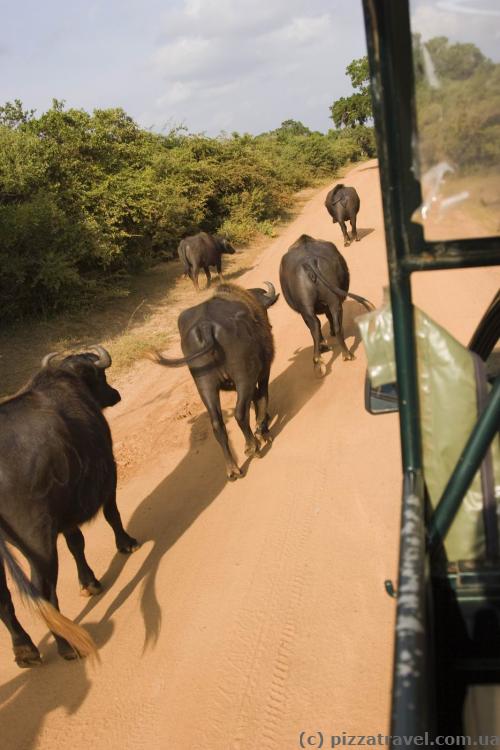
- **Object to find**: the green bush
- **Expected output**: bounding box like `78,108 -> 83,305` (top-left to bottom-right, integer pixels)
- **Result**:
0,102 -> 374,321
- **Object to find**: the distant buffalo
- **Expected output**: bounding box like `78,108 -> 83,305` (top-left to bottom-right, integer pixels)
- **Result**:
324,184 -> 360,246
279,235 -> 372,375
178,232 -> 236,290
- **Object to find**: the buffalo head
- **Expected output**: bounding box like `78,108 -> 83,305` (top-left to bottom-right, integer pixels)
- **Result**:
41,345 -> 121,408
220,238 -> 236,255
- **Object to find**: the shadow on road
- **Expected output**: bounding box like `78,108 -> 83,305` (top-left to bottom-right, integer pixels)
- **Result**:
355,227 -> 375,241
0,619 -> 115,750
0,321 -> 350,748
74,334 -> 348,643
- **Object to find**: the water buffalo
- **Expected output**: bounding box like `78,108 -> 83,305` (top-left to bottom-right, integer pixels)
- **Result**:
279,235 -> 372,375
150,282 -> 279,480
0,346 -> 139,667
178,232 -> 236,290
325,184 -> 361,246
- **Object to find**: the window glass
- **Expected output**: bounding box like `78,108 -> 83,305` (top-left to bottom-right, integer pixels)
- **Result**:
410,0 -> 500,240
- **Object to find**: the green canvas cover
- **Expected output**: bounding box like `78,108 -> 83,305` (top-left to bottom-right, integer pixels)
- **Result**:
358,300 -> 500,562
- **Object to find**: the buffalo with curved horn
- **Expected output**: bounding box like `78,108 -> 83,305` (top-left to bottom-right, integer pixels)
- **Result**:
0,346 -> 139,667
150,282 -> 279,480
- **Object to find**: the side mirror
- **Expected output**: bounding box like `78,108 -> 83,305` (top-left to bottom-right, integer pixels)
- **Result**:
365,372 -> 399,414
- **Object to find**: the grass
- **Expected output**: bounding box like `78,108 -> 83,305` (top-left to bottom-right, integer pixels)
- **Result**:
0,166 -> 362,397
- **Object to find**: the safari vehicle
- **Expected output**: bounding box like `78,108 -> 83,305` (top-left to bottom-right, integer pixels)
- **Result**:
359,0 -> 500,740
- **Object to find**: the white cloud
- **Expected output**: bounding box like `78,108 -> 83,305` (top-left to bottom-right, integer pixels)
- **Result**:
153,36 -> 216,77
267,15 -> 331,45
146,0 -> 362,133
2,0 -> 367,135
159,0 -> 320,39
412,0 -> 500,60
438,1 -> 500,17
156,82 -> 193,105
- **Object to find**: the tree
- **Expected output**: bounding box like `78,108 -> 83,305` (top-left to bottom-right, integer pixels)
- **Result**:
0,99 -> 36,129
274,119 -> 312,137
330,57 -> 372,128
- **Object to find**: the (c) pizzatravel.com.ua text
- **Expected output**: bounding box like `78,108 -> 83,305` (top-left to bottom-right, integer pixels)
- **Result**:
298,732 -> 500,748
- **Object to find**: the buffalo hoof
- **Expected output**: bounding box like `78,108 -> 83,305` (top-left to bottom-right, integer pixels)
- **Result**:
244,439 -> 260,457
58,642 -> 80,661
344,241 -> 351,247
256,430 -> 273,448
342,352 -> 355,361
227,466 -> 243,481
314,359 -> 327,378
355,236 -> 360,242
80,580 -> 103,597
14,644 -> 42,668
117,535 -> 141,554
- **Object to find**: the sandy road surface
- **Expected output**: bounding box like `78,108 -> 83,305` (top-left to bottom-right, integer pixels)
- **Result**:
1,161 -> 499,750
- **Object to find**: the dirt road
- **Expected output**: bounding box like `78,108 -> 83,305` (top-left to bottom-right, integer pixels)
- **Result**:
1,161 -> 498,750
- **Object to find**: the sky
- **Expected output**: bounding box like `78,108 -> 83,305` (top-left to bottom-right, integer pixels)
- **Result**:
1,0 -> 368,135
1,1 -> 499,136
412,0 -> 500,61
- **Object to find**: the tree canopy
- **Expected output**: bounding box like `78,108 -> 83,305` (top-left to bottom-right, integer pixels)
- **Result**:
330,57 -> 372,128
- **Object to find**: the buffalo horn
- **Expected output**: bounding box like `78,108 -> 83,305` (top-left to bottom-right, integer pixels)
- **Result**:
263,281 -> 276,299
41,352 -> 59,369
88,345 -> 112,369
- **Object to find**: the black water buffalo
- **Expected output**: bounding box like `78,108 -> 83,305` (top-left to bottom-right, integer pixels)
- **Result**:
178,232 -> 236,290
0,346 -> 139,667
151,282 -> 278,480
279,235 -> 372,375
324,184 -> 360,246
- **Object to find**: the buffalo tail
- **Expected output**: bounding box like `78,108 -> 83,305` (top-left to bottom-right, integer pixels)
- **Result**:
303,262 -> 374,312
149,323 -> 215,368
0,531 -> 98,661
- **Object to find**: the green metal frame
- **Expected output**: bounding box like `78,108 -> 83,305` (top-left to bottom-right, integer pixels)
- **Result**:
362,0 -> 500,739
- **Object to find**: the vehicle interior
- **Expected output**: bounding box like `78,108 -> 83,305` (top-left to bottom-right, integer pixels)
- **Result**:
361,0 -> 500,739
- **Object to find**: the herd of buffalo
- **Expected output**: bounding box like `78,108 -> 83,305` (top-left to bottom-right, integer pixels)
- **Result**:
0,184 -> 369,668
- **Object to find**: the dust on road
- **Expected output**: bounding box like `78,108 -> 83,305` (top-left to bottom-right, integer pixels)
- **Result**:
1,160 -> 498,750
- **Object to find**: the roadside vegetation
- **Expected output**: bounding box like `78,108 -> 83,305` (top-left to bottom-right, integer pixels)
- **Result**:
412,35 -> 500,238
0,57 -> 375,324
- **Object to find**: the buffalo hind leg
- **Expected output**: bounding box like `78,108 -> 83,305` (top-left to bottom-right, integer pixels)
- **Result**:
253,369 -> 272,446
30,546 -> 78,660
325,308 -> 336,338
103,494 -> 140,554
235,384 -> 260,458
350,213 -> 359,242
302,310 -> 327,374
330,303 -> 354,361
338,218 -> 351,246
190,264 -> 200,291
204,266 -> 212,289
0,561 -> 41,667
202,388 -> 241,480
64,528 -> 102,597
